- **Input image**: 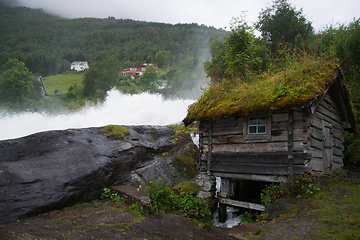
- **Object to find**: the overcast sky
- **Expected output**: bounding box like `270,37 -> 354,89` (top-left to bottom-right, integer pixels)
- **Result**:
9,0 -> 360,32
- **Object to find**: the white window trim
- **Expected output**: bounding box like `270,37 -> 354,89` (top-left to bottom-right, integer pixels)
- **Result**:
244,114 -> 271,140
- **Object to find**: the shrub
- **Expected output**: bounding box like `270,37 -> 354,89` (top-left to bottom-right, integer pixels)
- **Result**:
260,174 -> 321,207
142,178 -> 211,223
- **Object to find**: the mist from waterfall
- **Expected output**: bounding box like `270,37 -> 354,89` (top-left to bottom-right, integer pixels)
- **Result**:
0,89 -> 194,141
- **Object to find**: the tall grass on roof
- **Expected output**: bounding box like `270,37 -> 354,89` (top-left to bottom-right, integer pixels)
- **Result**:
186,53 -> 339,121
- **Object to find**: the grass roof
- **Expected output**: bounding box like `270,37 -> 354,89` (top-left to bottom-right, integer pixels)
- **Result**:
185,56 -> 340,122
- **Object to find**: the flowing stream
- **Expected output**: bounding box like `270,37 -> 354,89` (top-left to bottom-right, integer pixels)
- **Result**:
0,89 -> 193,141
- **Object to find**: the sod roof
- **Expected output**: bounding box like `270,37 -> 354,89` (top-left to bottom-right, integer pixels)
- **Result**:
184,58 -> 341,122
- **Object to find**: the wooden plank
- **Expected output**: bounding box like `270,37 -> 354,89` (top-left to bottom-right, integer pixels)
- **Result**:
333,138 -> 344,150
213,117 -> 244,127
218,178 -> 231,198
333,147 -> 343,157
207,121 -> 213,175
333,155 -> 343,164
211,152 -> 311,165
310,127 -> 323,141
310,137 -> 322,150
212,172 -> 287,182
311,158 -> 323,172
218,198 -> 265,211
313,111 -> 342,130
212,142 -> 288,154
310,118 -> 323,130
309,148 -> 322,158
288,109 -> 294,181
210,163 -> 308,175
332,128 -> 344,141
272,113 -> 288,122
319,98 -> 341,117
332,162 -> 343,171
317,105 -> 343,124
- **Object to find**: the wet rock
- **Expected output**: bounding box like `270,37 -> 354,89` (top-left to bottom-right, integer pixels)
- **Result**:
0,125 -> 196,223
228,224 -> 262,239
0,200 -> 233,239
110,185 -> 151,212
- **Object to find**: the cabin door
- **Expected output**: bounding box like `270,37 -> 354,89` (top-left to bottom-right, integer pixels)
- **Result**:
322,120 -> 333,175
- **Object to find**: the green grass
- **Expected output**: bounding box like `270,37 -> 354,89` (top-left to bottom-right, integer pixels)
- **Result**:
310,179 -> 360,239
43,72 -> 85,95
185,54 -> 340,122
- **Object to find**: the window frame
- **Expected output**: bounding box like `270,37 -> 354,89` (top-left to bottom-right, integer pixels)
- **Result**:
244,114 -> 271,140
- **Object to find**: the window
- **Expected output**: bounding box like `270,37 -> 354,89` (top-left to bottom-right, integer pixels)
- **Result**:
130,68 -> 137,71
244,115 -> 271,140
141,68 -> 146,71
248,117 -> 266,134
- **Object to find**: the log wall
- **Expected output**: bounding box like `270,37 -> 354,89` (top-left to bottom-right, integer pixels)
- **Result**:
309,93 -> 344,174
198,109 -> 312,178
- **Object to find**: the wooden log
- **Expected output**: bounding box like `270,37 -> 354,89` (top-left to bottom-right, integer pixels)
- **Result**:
218,198 -> 265,211
210,163 -> 307,175
212,142 -> 288,154
310,118 -> 323,130
311,158 -> 323,172
207,121 -> 213,175
211,152 -> 311,165
333,147 -> 343,157
288,109 -> 294,181
313,111 -> 343,130
212,172 -> 287,182
310,137 -> 322,150
310,127 -> 323,141
332,128 -> 344,141
272,113 -> 288,122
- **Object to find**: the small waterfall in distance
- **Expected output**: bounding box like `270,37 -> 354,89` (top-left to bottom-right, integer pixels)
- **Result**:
0,89 -> 194,141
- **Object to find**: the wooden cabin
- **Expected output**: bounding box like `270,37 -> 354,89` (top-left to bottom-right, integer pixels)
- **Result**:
184,62 -> 355,210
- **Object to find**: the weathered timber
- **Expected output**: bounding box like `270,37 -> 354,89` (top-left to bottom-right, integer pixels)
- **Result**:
288,109 -> 294,181
218,198 -> 265,211
210,163 -> 309,175
212,172 -> 287,182
313,111 -> 342,130
211,152 -> 311,165
310,137 -> 322,150
207,121 -> 213,175
218,178 -> 231,198
212,142 -> 288,154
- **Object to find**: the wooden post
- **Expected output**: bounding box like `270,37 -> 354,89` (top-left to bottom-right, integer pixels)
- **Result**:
207,120 -> 212,175
288,109 -> 294,183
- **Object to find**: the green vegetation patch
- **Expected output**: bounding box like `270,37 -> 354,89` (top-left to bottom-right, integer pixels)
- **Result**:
310,179 -> 360,239
100,125 -> 130,140
43,72 -> 85,95
140,178 -> 211,224
185,56 -> 339,122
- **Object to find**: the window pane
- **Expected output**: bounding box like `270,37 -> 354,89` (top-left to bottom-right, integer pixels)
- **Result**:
249,118 -> 257,125
249,126 -> 257,133
258,118 -> 266,125
258,126 -> 266,133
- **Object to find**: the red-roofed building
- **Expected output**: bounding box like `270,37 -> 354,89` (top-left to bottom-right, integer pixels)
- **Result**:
123,63 -> 158,78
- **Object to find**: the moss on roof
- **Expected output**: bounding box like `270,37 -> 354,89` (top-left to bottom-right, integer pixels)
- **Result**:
185,57 -> 339,122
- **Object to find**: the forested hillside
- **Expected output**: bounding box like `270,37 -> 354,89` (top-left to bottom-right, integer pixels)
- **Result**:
0,3 -> 225,76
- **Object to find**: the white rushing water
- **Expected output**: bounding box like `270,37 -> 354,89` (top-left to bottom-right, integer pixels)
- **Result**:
0,89 -> 194,141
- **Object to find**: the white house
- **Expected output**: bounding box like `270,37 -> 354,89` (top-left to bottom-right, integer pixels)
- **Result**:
70,61 -> 89,71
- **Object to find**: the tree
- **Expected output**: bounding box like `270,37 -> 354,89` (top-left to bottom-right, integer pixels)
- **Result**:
203,34 -> 228,83
204,20 -> 269,82
0,59 -> 34,105
83,56 -> 121,98
255,0 -> 313,51
138,65 -> 160,93
155,51 -> 174,69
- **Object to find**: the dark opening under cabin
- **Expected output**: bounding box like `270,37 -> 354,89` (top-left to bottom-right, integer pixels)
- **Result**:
184,59 -> 355,210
